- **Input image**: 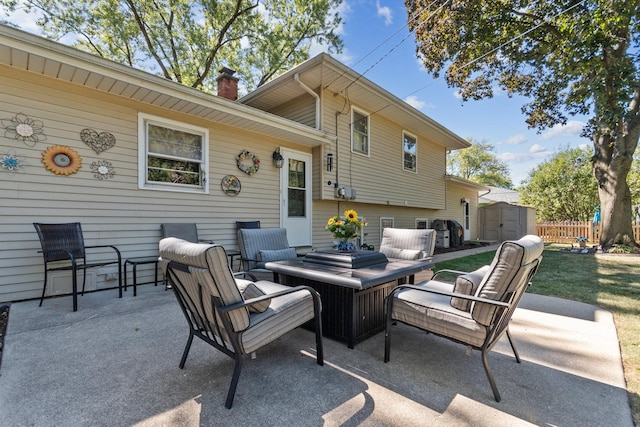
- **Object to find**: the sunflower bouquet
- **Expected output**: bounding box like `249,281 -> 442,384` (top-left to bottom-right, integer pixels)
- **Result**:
325,209 -> 364,242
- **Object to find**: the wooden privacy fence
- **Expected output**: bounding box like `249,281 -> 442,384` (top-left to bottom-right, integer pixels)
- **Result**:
536,221 -> 640,244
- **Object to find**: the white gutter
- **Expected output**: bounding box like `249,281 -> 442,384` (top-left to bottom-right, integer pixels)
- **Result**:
294,73 -> 321,130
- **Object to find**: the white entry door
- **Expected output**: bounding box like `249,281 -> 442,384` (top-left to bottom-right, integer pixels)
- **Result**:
463,201 -> 471,240
279,148 -> 312,247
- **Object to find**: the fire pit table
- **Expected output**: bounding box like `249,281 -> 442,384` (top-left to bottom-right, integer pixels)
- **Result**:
265,250 -> 433,348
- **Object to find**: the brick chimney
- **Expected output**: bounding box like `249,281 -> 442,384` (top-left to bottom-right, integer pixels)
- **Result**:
216,67 -> 239,100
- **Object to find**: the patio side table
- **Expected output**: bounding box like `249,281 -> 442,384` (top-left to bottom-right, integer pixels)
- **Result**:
124,256 -> 160,297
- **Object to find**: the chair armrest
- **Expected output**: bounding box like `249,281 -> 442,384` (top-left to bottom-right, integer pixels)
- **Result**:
218,285 -> 320,314
85,244 -> 122,259
233,271 -> 258,281
391,284 -> 510,308
431,269 -> 471,280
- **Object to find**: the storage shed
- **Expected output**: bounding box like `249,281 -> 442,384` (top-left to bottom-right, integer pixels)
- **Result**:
478,202 -> 536,242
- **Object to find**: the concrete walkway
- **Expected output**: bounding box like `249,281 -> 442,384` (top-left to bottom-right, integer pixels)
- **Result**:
0,246 -> 633,426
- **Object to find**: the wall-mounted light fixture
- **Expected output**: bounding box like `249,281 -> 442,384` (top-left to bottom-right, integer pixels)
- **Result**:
460,197 -> 469,204
272,148 -> 284,168
326,152 -> 334,172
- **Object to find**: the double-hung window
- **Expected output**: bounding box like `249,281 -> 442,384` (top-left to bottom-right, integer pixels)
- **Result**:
403,131 -> 417,172
351,108 -> 370,155
138,113 -> 209,193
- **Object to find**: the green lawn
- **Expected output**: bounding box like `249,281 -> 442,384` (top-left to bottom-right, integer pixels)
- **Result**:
434,243 -> 640,425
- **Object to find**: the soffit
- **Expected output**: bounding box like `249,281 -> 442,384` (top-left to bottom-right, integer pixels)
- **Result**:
0,25 -> 334,147
240,53 -> 470,151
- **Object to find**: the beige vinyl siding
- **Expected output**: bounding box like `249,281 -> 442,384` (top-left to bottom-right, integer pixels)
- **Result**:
319,88 -> 446,209
267,93 -> 317,128
0,66 -> 307,302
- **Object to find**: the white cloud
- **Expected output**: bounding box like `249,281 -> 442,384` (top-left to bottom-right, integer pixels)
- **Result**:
504,134 -> 527,145
541,120 -> 586,140
404,95 -> 434,110
529,144 -> 546,153
376,1 -> 393,25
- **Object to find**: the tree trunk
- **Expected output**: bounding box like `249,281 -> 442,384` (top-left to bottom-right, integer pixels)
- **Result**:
592,133 -> 636,248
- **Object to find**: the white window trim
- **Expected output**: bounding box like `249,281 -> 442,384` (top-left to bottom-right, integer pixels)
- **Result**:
380,216 -> 394,241
351,106 -> 370,156
415,218 -> 429,229
138,112 -> 209,194
402,130 -> 418,173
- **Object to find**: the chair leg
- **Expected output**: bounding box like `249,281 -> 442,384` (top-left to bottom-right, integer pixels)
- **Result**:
384,295 -> 394,363
506,328 -> 521,363
179,331 -> 195,369
313,293 -> 324,366
481,350 -> 501,402
81,265 -> 87,295
225,354 -> 243,409
72,265 -> 79,312
39,268 -> 48,307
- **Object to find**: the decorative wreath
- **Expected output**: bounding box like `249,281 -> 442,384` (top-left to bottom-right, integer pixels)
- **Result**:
221,174 -> 241,196
42,145 -> 82,175
236,149 -> 260,175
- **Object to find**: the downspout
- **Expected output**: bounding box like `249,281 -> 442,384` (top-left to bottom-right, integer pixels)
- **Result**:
294,73 -> 320,130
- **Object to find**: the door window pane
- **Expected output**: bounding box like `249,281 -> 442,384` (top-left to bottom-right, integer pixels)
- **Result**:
288,159 -> 306,217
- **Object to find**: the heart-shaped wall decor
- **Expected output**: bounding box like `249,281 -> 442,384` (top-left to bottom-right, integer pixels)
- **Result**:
80,128 -> 116,154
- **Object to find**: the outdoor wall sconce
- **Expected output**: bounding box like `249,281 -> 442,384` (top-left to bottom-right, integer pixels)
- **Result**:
460,197 -> 469,204
272,148 -> 284,168
326,152 -> 334,172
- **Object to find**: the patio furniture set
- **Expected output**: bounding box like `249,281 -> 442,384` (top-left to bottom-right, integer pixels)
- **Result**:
32,222 -> 544,409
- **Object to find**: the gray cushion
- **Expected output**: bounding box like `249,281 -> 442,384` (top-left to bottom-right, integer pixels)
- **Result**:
451,265 -> 491,312
379,247 -> 422,260
238,228 -> 291,270
258,247 -> 297,262
236,280 -> 271,313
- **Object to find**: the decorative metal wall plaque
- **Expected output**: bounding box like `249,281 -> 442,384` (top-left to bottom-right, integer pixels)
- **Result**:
41,145 -> 82,175
90,160 -> 115,180
0,150 -> 25,172
80,128 -> 116,154
221,175 -> 241,196
2,112 -> 47,146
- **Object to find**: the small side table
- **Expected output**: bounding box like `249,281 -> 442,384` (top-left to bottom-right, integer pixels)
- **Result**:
124,256 -> 160,297
226,249 -> 241,271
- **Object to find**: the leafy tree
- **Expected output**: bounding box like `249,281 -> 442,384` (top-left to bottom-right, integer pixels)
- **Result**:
1,0 -> 343,93
520,146 -> 599,221
406,0 -> 640,248
447,139 -> 513,188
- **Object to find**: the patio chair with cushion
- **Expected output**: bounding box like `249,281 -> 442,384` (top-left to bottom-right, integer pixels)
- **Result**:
379,228 -> 436,261
159,237 -> 323,409
33,222 -> 122,312
236,220 -> 261,229
379,228 -> 437,283
160,223 -> 214,244
237,227 -> 297,280
384,234 -> 543,402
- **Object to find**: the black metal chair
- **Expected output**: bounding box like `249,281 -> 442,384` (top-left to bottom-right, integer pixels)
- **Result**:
160,223 -> 214,243
236,221 -> 261,229
33,222 -> 122,312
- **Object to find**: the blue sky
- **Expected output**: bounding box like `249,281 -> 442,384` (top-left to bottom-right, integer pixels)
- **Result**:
3,0 -> 590,186
321,0 -> 590,186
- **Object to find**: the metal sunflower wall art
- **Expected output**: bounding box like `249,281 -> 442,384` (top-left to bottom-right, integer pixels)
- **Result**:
2,113 -> 47,147
90,160 -> 115,180
41,145 -> 82,175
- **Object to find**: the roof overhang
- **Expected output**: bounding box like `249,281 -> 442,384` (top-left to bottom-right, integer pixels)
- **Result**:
240,53 -> 470,151
445,175 -> 489,191
0,25 -> 335,147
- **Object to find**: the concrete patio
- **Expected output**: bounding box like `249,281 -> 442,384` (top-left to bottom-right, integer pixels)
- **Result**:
0,261 -> 633,426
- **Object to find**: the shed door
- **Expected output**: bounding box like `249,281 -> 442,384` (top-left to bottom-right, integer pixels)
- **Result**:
279,148 -> 312,247
500,206 -> 521,241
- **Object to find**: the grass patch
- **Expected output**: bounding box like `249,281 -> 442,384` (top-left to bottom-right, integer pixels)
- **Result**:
434,243 -> 640,425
